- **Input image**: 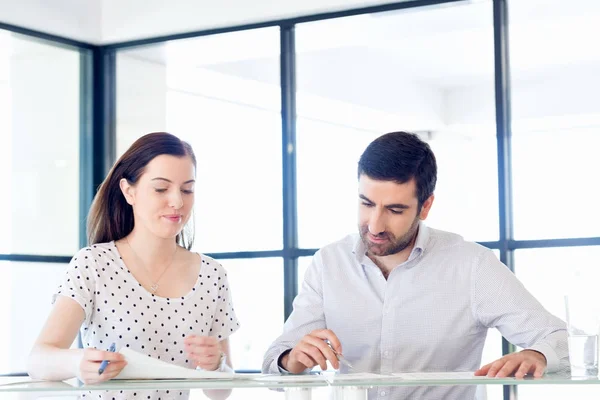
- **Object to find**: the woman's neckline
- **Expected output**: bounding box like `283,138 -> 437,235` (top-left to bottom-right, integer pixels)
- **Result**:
109,240 -> 203,302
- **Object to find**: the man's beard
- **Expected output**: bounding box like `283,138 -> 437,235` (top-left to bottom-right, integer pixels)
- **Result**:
359,216 -> 420,257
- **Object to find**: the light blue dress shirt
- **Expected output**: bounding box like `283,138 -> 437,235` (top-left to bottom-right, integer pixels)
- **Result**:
263,223 -> 568,399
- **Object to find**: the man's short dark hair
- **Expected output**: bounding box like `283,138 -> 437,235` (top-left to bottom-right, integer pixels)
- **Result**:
358,131 -> 437,209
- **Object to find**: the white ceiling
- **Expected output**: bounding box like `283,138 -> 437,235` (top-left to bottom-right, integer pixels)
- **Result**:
0,0 -> 406,44
0,0 -> 101,43
4,0 -> 599,89
119,0 -> 600,90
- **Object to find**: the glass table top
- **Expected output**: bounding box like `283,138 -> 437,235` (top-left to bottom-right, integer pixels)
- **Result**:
1,372 -> 599,392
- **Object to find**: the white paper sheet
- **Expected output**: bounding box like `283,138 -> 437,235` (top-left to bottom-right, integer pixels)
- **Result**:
114,348 -> 237,380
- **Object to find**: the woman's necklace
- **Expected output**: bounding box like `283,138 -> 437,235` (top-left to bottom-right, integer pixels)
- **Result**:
125,237 -> 178,294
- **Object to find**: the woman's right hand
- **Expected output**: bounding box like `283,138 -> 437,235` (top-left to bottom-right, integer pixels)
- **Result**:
75,348 -> 127,384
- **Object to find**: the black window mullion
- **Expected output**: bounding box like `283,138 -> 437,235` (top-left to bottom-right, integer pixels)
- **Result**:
280,24 -> 298,321
493,0 -> 515,399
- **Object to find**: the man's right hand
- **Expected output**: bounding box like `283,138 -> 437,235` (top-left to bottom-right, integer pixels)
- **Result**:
281,329 -> 342,373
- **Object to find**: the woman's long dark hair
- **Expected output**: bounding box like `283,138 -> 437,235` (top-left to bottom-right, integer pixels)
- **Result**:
87,132 -> 197,249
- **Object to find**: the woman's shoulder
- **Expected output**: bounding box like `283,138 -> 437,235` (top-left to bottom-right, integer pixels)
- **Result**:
70,242 -> 119,267
60,242 -> 117,287
194,253 -> 229,277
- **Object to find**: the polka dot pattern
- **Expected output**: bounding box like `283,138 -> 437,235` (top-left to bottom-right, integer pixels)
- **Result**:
54,242 -> 240,400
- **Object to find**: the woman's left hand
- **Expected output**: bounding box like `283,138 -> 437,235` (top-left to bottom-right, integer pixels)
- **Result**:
184,335 -> 221,371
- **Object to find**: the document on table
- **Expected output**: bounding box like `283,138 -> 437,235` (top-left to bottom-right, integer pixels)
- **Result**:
115,348 -> 238,380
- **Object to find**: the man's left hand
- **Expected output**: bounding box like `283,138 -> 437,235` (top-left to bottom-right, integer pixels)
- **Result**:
474,350 -> 546,378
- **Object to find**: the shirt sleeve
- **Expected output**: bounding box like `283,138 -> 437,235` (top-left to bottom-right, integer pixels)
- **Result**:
53,247 -> 97,327
209,262 -> 240,341
262,251 -> 327,374
471,249 -> 569,373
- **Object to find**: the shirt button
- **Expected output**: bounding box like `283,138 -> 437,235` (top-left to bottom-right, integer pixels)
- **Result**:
380,391 -> 386,396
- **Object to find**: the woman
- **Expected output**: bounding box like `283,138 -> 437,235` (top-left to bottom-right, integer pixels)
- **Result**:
27,132 -> 239,397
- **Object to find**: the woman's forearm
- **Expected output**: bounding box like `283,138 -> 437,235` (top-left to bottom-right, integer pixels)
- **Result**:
28,344 -> 83,381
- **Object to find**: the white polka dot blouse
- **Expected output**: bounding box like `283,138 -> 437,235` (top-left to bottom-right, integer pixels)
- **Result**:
54,241 -> 240,373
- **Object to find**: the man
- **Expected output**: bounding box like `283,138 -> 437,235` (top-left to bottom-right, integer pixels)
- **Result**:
263,131 -> 568,399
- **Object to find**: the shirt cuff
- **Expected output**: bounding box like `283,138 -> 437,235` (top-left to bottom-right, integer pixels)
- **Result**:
277,349 -> 292,374
527,342 -> 559,373
274,349 -> 312,375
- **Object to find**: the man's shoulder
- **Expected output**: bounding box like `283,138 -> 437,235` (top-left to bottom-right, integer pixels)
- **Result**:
318,233 -> 360,254
427,226 -> 489,255
307,234 -> 360,276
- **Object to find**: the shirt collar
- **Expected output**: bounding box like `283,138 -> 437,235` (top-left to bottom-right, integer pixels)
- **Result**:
403,221 -> 429,263
352,234 -> 366,263
412,221 -> 430,253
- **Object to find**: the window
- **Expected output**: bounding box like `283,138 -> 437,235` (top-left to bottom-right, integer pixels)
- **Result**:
0,31 -> 80,256
515,247 -> 600,325
510,0 -> 600,240
0,30 -> 82,374
222,257 -> 283,370
167,92 -> 282,253
295,1 -> 498,250
515,247 -> 600,400
116,28 -> 282,254
0,261 -> 73,373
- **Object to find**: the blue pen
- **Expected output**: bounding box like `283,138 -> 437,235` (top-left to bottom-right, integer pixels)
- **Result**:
98,343 -> 116,375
